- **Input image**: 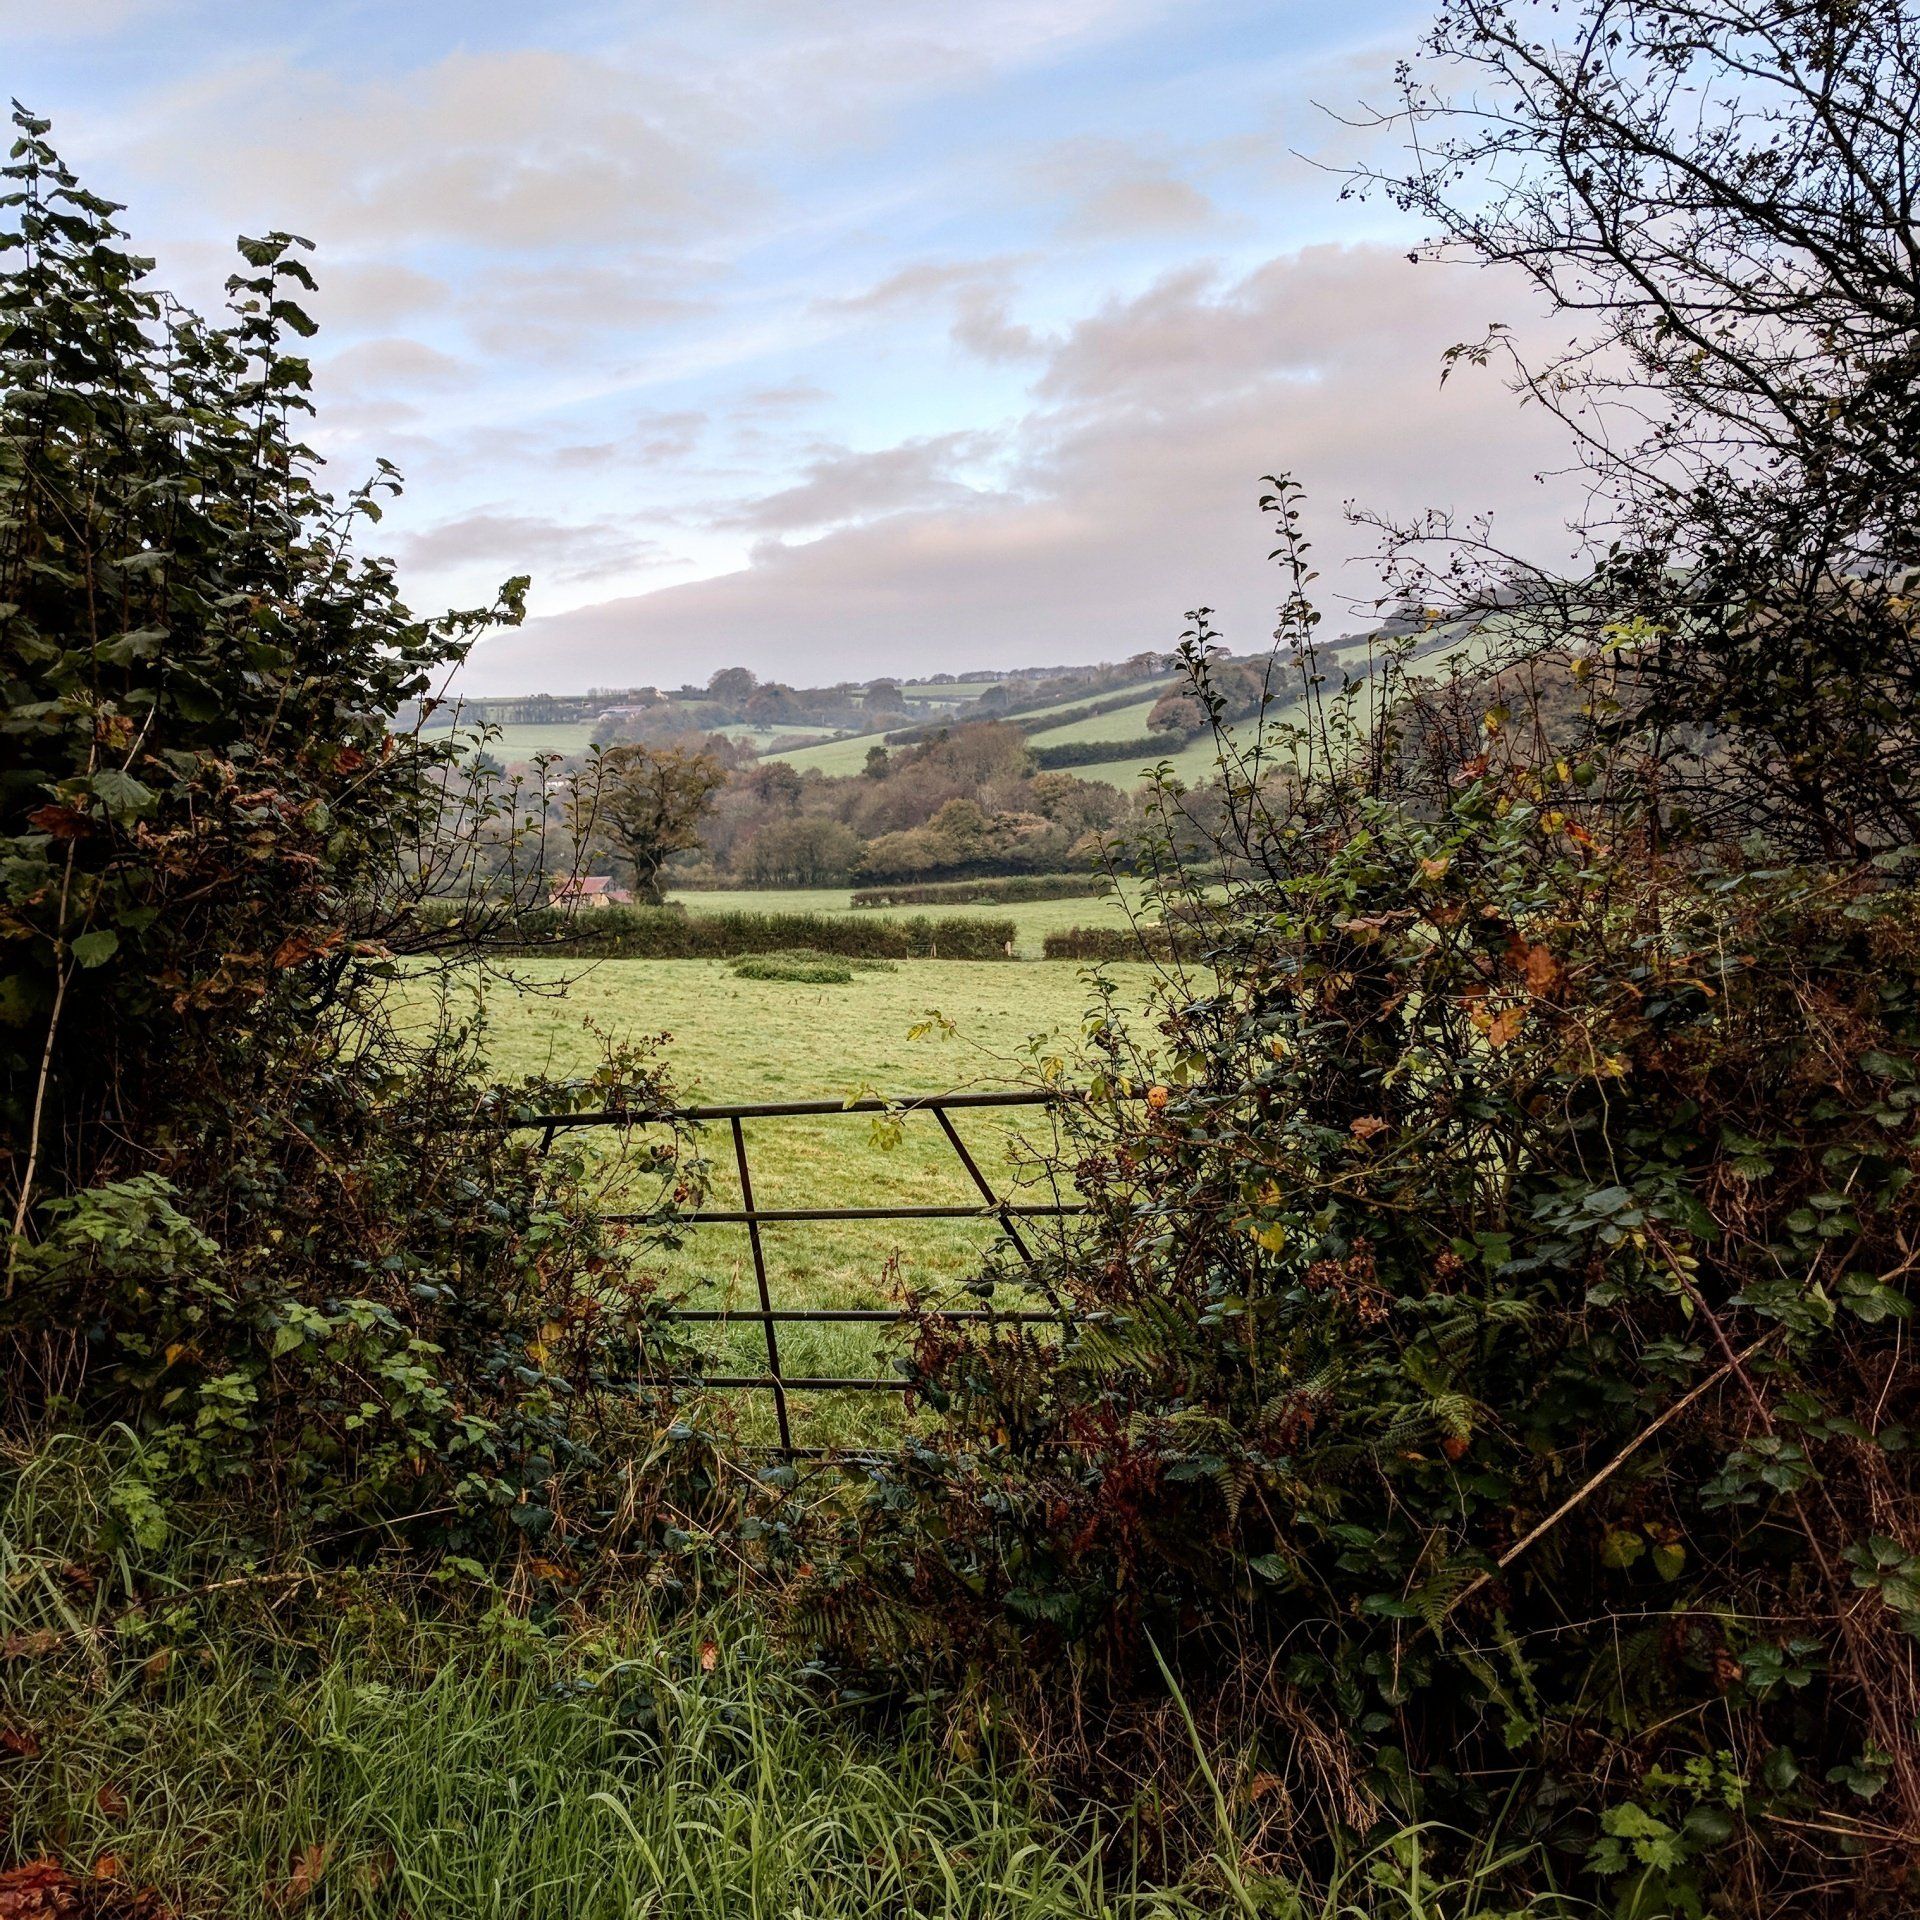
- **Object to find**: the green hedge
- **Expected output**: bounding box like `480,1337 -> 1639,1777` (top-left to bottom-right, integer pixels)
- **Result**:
1041,923 -> 1202,962
434,904 -> 1017,960
850,874 -> 1113,908
1029,733 -> 1186,771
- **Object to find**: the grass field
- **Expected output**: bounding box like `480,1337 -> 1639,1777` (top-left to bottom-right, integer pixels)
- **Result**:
421,956 -> 1165,1447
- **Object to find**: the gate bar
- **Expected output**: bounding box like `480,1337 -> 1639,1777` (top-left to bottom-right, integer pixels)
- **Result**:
729,1115 -> 792,1453
606,1201 -> 1084,1225
488,1088 -> 1092,1131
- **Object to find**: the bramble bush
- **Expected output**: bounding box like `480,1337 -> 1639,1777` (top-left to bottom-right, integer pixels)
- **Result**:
789,532 -> 1920,1912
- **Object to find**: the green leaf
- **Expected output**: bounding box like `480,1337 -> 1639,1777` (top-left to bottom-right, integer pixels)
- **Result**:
70,928 -> 119,969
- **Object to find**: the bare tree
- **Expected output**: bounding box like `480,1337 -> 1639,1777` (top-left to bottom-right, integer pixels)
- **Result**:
1353,0 -> 1920,855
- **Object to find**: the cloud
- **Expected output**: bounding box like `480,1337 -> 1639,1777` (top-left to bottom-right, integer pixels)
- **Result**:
0,0 -> 166,38
709,432 -> 999,535
397,511 -> 675,588
463,244 -> 1578,690
322,337 -> 470,395
1034,138 -> 1218,239
125,49 -> 748,255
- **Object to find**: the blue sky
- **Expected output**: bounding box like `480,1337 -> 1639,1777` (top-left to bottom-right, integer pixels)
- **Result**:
6,0 -> 1577,692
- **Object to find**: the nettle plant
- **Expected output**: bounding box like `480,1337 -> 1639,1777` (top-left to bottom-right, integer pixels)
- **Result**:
796,567 -> 1920,1908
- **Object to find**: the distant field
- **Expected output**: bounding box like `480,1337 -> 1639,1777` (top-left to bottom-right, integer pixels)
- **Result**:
669,884 -> 1144,956
463,720 -> 830,764
415,955 -> 1167,1446
758,673 -> 1179,781
1021,691 -> 1161,746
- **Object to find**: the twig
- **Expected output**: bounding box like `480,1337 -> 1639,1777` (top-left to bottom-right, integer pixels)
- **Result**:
1441,1327 -> 1783,1624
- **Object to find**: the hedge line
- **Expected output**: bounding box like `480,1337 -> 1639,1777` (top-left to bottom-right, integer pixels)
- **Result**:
850,874 -> 1114,908
430,904 -> 1017,960
1029,733 -> 1187,771
1041,923 -> 1205,962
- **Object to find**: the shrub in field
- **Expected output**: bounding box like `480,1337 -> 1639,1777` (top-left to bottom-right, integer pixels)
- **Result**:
805,638 -> 1920,1908
463,904 -> 1017,960
731,952 -> 855,983
851,875 -> 1115,908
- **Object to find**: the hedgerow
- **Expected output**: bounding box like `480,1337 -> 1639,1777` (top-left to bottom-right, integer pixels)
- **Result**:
851,875 -> 1113,908
1030,733 -> 1181,772
450,904 -> 1017,960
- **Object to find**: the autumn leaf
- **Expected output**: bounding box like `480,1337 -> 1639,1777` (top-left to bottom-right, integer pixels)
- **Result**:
95,1783 -> 128,1821
1349,1115 -> 1389,1143
698,1639 -> 720,1672
280,1843 -> 328,1908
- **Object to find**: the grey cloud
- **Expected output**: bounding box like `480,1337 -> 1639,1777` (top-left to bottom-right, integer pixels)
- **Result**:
464,244 -> 1577,689
128,50 -> 749,254
709,432 -> 999,536
398,510 -> 675,587
321,337 -> 471,396
1034,139 -> 1218,239
309,262 -> 451,330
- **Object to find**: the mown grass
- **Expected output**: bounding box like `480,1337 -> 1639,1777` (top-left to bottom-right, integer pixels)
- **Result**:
406,957 -> 1164,1448
0,1438 -> 1572,1920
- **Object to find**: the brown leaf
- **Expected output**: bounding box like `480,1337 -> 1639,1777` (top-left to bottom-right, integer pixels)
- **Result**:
25,804 -> 93,841
89,1859 -> 121,1885
698,1639 -> 719,1673
95,1784 -> 128,1821
1,1726 -> 41,1757
280,1844 -> 327,1908
1348,1116 -> 1388,1143
0,1859 -> 87,1919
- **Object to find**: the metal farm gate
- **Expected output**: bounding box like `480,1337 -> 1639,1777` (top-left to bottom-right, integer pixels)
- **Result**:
511,1090 -> 1086,1454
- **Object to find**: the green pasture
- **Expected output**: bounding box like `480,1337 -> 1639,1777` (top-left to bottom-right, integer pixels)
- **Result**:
417,956 -> 1164,1447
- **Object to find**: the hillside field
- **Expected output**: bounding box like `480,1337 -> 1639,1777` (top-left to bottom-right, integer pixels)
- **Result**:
413,955 -> 1165,1446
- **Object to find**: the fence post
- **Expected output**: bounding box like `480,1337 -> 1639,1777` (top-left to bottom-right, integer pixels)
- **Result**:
729,1115 -> 794,1453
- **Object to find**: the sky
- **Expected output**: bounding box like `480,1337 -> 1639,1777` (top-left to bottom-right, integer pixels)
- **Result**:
6,0 -> 1583,694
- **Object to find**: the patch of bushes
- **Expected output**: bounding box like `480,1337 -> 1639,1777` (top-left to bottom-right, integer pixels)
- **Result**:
731,949 -> 871,983
462,904 -> 1017,960
851,875 -> 1114,908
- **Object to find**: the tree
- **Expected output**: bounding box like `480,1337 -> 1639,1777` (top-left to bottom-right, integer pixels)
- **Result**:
582,743 -> 727,903
1364,0 -> 1920,855
0,108 -> 529,1227
737,816 -> 861,887
706,666 -> 756,703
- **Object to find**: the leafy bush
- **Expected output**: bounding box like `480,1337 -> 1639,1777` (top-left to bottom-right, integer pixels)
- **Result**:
456,904 -> 1016,960
731,952 -> 855,983
852,875 -> 1114,908
0,117 -> 723,1559
790,501 -> 1920,1909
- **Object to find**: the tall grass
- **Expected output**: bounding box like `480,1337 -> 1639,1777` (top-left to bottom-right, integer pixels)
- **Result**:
1,1441 -> 1577,1920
